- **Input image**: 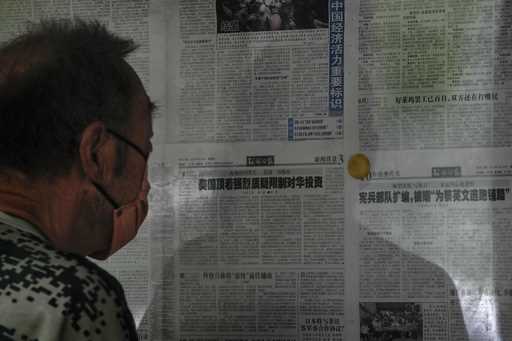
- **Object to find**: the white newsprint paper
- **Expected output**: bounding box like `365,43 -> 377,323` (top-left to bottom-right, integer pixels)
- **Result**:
146,141 -> 343,340
344,149 -> 512,341
2,0 -> 512,340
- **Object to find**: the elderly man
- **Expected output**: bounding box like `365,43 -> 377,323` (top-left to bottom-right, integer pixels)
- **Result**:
0,20 -> 153,340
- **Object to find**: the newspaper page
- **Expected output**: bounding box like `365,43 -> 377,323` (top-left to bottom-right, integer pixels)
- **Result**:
355,0 -> 512,151
344,149 -> 512,341
150,0 -> 346,339
165,0 -> 343,143
343,0 -> 512,340
149,141 -> 344,341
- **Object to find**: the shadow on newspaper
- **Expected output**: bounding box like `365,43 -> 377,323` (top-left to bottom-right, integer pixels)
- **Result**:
137,233 -> 472,341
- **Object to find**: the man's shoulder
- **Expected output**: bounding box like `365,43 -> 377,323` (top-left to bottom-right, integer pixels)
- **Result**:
0,222 -> 137,340
0,221 -> 118,290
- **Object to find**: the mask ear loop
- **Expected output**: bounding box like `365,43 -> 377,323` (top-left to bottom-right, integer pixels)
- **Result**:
106,129 -> 149,161
92,128 -> 150,209
92,181 -> 120,209
107,128 -> 150,192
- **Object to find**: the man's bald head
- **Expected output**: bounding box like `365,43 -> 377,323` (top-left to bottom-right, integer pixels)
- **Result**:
0,20 -> 141,180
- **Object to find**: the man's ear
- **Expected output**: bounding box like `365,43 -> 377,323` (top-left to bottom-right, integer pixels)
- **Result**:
79,121 -> 113,183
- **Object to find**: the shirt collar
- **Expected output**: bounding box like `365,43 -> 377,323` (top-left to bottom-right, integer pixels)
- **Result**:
0,211 -> 47,240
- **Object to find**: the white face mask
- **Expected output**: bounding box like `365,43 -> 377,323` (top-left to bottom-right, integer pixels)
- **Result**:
90,129 -> 150,260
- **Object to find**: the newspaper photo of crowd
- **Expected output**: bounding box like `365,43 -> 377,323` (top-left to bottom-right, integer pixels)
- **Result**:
360,302 -> 423,341
216,0 -> 329,33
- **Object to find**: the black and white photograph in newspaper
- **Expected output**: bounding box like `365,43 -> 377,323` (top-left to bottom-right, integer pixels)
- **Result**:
216,0 -> 329,33
360,302 -> 423,341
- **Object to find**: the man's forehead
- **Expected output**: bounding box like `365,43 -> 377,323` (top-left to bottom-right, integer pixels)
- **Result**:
126,87 -> 154,136
125,63 -> 154,123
